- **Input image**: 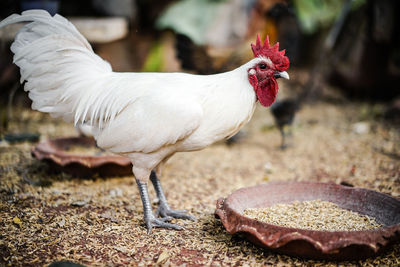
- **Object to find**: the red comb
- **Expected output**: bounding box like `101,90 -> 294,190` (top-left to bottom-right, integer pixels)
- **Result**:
251,34 -> 289,72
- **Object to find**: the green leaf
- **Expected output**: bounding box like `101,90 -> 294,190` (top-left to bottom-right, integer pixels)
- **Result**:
142,42 -> 164,72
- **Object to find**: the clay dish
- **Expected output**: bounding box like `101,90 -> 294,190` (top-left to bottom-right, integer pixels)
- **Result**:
32,137 -> 132,177
215,181 -> 400,260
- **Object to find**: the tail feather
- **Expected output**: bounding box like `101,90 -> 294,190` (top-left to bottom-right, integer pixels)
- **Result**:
0,10 -> 116,126
1,10 -> 91,50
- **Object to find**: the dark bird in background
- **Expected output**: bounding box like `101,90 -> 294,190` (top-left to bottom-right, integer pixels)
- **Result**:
174,33 -> 245,76
174,34 -> 216,75
265,2 -> 301,66
270,98 -> 299,149
265,3 -> 303,150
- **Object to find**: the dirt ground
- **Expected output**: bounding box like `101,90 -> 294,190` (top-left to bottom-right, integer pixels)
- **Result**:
0,89 -> 399,266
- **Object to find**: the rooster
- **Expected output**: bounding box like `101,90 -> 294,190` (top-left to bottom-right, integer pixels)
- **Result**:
0,10 -> 289,233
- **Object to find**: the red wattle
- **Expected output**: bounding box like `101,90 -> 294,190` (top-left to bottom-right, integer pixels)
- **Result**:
248,74 -> 278,107
256,79 -> 278,107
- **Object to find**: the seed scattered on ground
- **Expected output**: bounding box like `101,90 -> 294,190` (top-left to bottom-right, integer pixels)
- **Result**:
243,200 -> 382,231
1,102 -> 398,266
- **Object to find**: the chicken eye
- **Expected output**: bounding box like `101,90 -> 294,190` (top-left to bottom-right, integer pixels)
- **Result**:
259,63 -> 267,70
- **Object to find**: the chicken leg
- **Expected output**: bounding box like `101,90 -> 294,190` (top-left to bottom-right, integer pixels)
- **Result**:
150,171 -> 196,221
279,126 -> 287,150
136,171 -> 196,233
136,179 -> 182,234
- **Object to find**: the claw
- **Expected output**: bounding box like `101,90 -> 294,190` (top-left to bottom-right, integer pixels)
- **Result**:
150,172 -> 197,222
158,215 -> 173,222
146,214 -> 183,234
157,205 -> 196,221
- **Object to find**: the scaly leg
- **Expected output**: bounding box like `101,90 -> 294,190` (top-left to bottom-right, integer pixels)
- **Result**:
136,179 -> 182,234
150,171 -> 196,221
279,126 -> 287,150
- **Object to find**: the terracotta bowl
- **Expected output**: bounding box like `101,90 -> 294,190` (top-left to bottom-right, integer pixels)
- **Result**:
31,137 -> 132,177
215,181 -> 400,260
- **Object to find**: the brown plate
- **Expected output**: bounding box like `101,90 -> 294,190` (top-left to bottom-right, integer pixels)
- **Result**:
32,137 -> 132,177
215,181 -> 400,260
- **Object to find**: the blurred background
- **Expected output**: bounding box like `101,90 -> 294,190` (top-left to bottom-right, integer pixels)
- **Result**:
0,0 -> 399,138
0,2 -> 400,265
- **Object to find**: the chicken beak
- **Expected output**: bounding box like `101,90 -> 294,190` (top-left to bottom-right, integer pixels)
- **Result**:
274,71 -> 290,80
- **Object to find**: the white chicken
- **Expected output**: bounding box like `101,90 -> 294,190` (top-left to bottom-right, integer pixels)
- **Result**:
0,10 -> 289,233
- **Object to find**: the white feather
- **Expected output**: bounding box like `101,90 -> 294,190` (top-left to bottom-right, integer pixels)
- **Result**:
1,10 -> 115,125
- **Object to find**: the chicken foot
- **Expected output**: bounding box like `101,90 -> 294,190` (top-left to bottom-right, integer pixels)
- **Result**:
136,179 -> 182,234
150,171 -> 196,221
